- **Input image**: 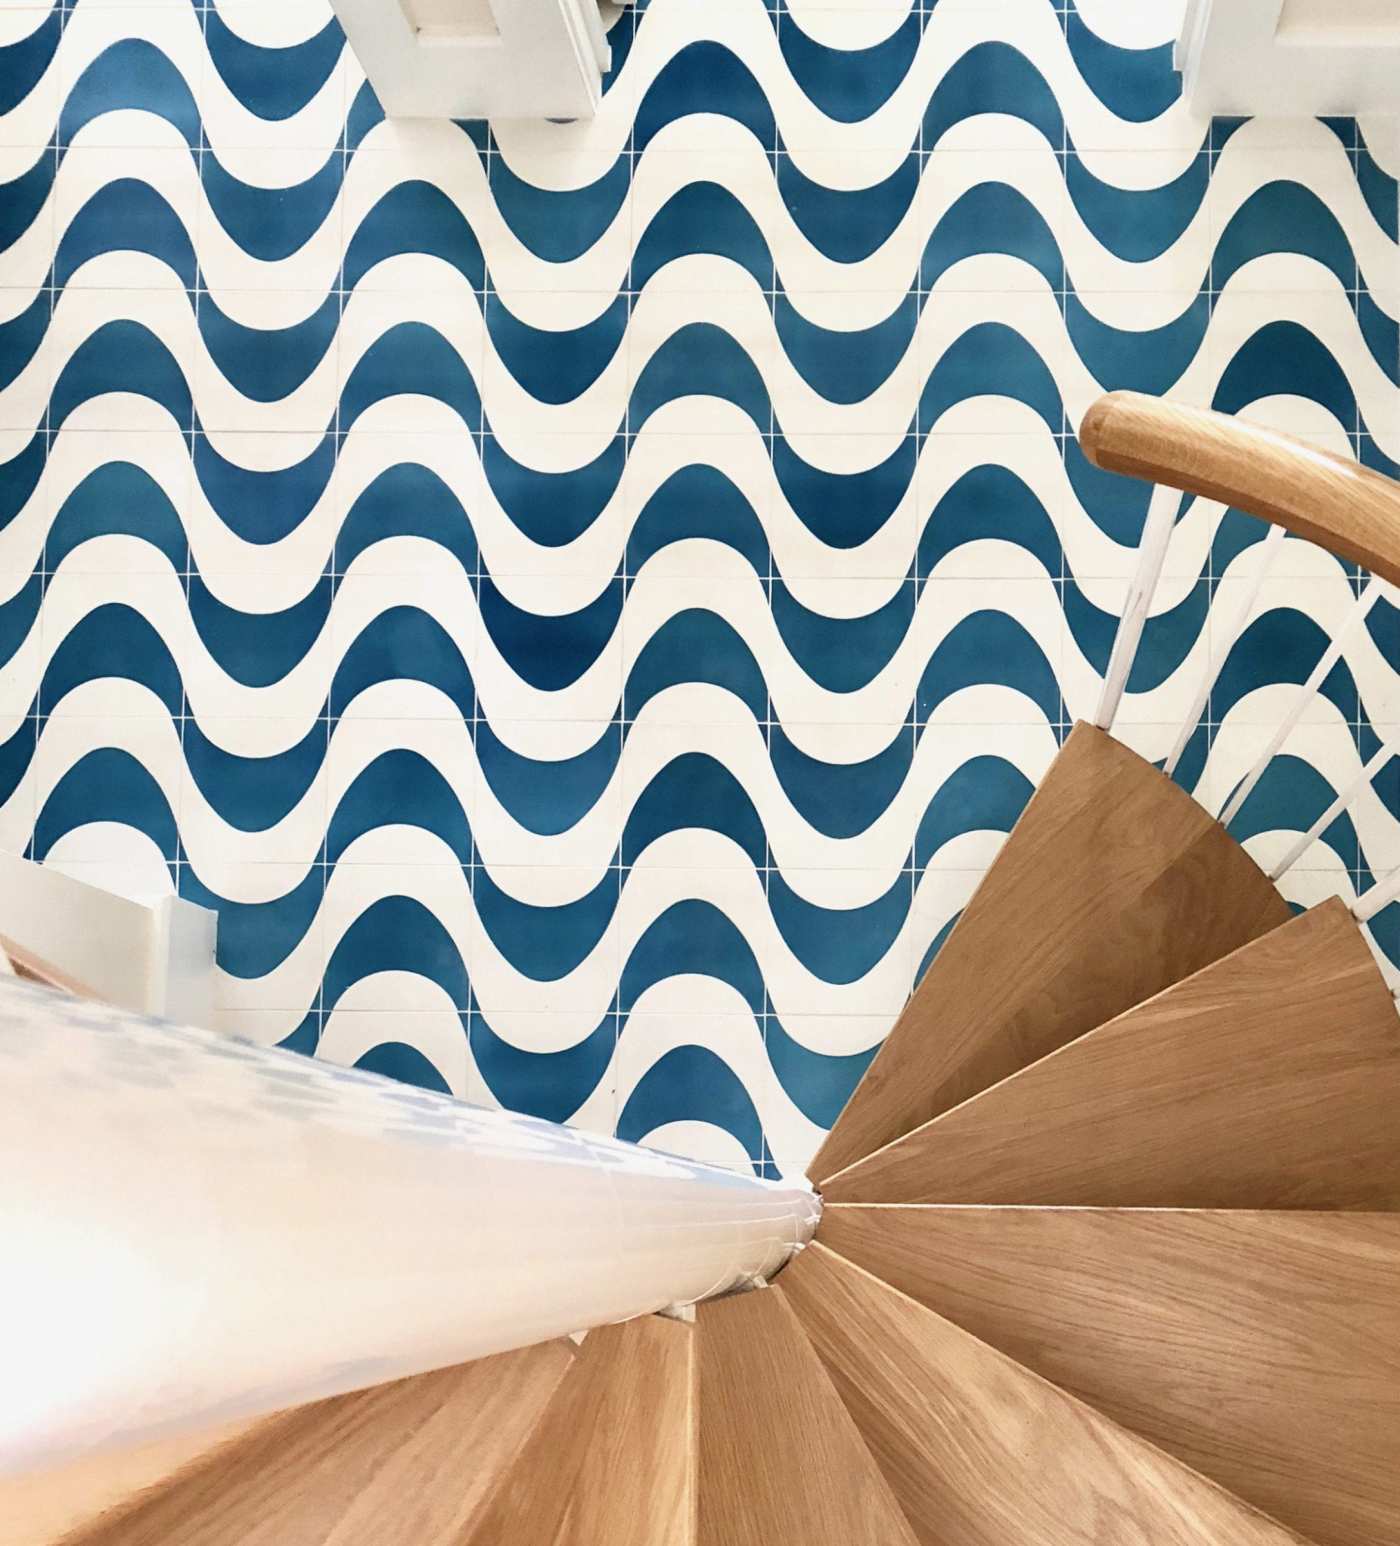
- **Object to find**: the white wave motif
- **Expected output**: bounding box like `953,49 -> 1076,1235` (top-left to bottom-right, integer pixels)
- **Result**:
23,107 -> 1382,327
494,0 -> 1207,185
8,249 -> 1396,473
4,0 -> 1400,1163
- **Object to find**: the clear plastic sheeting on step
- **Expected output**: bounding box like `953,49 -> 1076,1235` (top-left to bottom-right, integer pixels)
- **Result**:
0,975 -> 820,1475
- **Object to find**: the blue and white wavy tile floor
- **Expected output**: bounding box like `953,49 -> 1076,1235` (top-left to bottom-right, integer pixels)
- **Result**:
2,0 -> 1399,1174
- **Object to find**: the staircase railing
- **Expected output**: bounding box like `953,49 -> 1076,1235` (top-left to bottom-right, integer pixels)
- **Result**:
0,972 -> 820,1475
1079,390 -> 1400,945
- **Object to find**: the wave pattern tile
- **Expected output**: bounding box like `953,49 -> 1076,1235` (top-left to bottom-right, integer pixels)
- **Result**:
1,0 -> 1399,1177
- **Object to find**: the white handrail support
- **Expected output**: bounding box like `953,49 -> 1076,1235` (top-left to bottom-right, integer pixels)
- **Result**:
1093,483 -> 1180,732
1163,524 -> 1286,778
1355,860 -> 1400,923
1269,739 -> 1393,881
1219,576 -> 1383,829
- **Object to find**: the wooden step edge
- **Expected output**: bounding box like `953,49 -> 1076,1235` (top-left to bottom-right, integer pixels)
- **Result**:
809,723 -> 1291,1185
815,1206 -> 1400,1546
696,1286 -> 920,1546
463,1318 -> 694,1546
820,1200 -> 1400,1216
4,1417 -> 274,1546
0,930 -> 103,1001
59,1341 -> 579,1546
790,1242 -> 1322,1546
818,897 -> 1377,1197
49,1414 -> 289,1545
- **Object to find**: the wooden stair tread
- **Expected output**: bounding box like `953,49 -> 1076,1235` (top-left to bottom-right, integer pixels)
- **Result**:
782,1242 -> 1313,1546
0,929 -> 100,1000
823,898 -> 1400,1207
820,1205 -> 1400,1546
61,1341 -> 574,1546
1,1418 -> 265,1546
464,1318 -> 693,1546
695,1285 -> 918,1546
812,721 -> 1290,1183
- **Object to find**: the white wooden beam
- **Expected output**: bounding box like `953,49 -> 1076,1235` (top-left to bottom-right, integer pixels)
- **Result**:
1180,0 -> 1400,116
333,0 -> 612,121
0,853 -> 215,1022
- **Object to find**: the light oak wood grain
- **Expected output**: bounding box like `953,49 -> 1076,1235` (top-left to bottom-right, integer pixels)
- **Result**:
464,1318 -> 694,1546
63,1341 -> 574,1546
820,1205 -> 1400,1546
1079,390 -> 1400,585
0,930 -> 100,999
695,1286 -> 918,1546
823,898 -> 1400,1207
812,721 -> 1290,1184
782,1243 -> 1310,1546
0,1419 -> 264,1546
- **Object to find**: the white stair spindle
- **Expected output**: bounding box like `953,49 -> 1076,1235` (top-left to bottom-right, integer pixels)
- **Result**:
1355,862 -> 1400,923
1268,739 -> 1393,881
1163,523 -> 1286,778
1092,483 -> 1179,732
1219,576 -> 1382,829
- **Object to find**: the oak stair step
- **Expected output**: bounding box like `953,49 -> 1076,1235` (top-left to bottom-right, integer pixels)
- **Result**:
819,1205 -> 1400,1546
463,1317 -> 693,1546
782,1242 -> 1315,1546
1,1418 -> 264,1546
811,720 -> 1290,1184
695,1284 -> 919,1546
60,1341 -> 575,1546
822,898 -> 1400,1207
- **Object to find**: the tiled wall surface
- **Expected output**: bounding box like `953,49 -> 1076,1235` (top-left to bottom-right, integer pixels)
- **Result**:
1,0 -> 1398,1176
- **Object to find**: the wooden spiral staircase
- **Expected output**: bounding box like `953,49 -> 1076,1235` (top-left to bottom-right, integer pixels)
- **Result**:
20,396 -> 1400,1546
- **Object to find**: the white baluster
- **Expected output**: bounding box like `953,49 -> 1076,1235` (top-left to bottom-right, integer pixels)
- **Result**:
1162,523 -> 1286,779
1355,862 -> 1400,923
1092,483 -> 1179,733
1269,739 -> 1393,881
1219,576 -> 1383,829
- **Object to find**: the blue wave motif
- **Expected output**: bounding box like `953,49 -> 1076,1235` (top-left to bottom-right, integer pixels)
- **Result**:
55,175 -> 198,288
343,180 -> 485,292
775,4 -> 921,125
0,154 -> 52,253
36,293 -> 1392,484
637,43 -> 775,153
21,728 -> 1045,982
618,1046 -> 766,1169
60,40 -> 201,147
922,42 -> 1063,153
35,749 -> 179,863
490,155 -> 630,264
48,463 -> 190,572
195,435 -> 335,546
5,0 -> 1400,1172
196,297 -> 341,403
202,150 -> 344,263
1063,14 -> 1178,123
0,8 -> 57,116
203,9 -> 344,121
474,1009 -> 616,1127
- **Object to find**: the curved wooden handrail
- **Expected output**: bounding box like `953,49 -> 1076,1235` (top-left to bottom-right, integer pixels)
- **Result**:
1078,391 -> 1400,588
